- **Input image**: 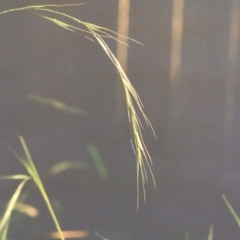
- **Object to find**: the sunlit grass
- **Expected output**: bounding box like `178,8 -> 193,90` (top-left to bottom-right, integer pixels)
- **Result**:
94,231 -> 109,240
0,175 -> 30,239
9,136 -> 65,240
0,221 -> 9,240
222,194 -> 240,228
25,94 -> 87,116
0,3 -> 155,207
184,225 -> 214,240
207,224 -> 214,240
49,161 -> 87,175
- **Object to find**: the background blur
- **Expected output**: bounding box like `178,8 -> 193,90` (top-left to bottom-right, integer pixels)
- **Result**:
1,0 -> 240,239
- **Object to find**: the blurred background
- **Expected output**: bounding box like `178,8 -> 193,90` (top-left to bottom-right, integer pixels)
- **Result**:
0,0 -> 240,239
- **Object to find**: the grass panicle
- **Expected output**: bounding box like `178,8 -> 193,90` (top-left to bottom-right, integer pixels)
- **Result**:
0,3 -> 156,208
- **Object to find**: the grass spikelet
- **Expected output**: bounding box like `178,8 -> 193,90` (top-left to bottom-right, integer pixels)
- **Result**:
0,3 -> 156,207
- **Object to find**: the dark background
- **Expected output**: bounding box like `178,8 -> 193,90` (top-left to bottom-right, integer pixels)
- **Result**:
1,0 -> 240,239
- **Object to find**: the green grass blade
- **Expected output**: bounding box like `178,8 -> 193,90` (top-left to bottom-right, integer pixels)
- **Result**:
87,144 -> 108,179
25,94 -> 87,116
0,175 -> 30,180
18,136 -> 65,240
0,179 -> 29,233
184,230 -> 190,240
222,194 -> 240,227
8,147 -> 35,177
207,224 -> 214,240
94,231 -> 109,240
0,220 -> 9,240
49,161 -> 87,175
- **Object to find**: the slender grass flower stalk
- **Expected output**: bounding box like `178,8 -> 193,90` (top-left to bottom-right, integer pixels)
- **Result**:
0,3 -> 156,208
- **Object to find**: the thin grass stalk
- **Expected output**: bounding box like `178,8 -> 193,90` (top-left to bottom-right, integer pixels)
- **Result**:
184,230 -> 190,240
18,137 -> 65,240
207,224 -> 214,240
0,221 -> 9,240
0,3 -> 156,207
222,194 -> 240,228
0,179 -> 29,233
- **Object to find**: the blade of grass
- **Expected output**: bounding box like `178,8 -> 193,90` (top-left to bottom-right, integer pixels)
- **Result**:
222,194 -> 240,227
49,161 -> 87,175
0,178 -> 29,233
17,136 -> 65,240
207,224 -> 214,240
87,144 -> 108,179
25,94 -> 87,116
0,220 -> 9,240
0,175 -> 30,180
